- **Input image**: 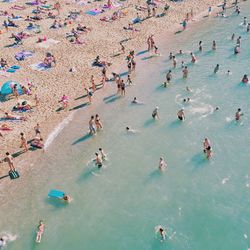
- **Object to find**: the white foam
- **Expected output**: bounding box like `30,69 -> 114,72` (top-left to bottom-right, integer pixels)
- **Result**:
222,177 -> 230,184
0,232 -> 18,246
44,111 -> 76,150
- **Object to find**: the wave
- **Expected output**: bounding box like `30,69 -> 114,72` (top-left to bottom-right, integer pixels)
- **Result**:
44,111 -> 76,150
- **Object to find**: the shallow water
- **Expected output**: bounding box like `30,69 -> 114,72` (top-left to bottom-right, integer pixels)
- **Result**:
1,2 -> 250,249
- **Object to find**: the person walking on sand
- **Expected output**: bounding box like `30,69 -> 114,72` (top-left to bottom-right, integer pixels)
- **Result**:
91,75 -> 96,92
127,74 -> 132,85
85,88 -> 93,104
2,152 -> 15,172
34,123 -> 41,138
20,132 -> 28,152
121,80 -> 126,96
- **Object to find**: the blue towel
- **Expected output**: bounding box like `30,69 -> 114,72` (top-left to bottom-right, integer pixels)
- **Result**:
48,189 -> 65,198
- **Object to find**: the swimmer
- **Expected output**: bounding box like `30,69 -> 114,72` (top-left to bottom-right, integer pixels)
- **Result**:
203,138 -> 211,152
0,238 -> 6,248
36,220 -> 44,243
155,226 -> 166,241
95,152 -> 103,168
242,74 -> 249,83
205,146 -> 212,159
183,98 -> 190,103
215,106 -> 219,111
227,70 -> 232,75
243,17 -> 247,25
199,41 -> 203,51
214,64 -> 219,74
177,108 -> 185,121
126,127 -> 137,134
235,108 -> 243,121
159,157 -> 166,170
234,45 -> 240,54
62,194 -> 71,202
190,52 -> 196,63
178,49 -> 183,54
247,23 -> 250,32
152,107 -> 159,119
131,97 -> 143,104
99,148 -> 106,160
236,36 -> 241,46
172,56 -> 177,68
186,86 -> 192,92
231,33 -> 235,40
183,66 -> 188,78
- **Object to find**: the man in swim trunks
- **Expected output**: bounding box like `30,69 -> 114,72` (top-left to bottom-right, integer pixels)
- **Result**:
177,109 -> 185,121
165,70 -> 172,87
89,116 -> 96,135
34,123 -> 41,138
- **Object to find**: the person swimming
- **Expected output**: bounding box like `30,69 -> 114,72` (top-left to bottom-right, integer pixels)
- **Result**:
235,108 -> 243,121
126,127 -> 137,134
95,153 -> 103,168
177,108 -> 185,121
155,226 -> 166,241
99,148 -> 106,160
0,238 -> 6,248
242,74 -> 248,83
159,157 -> 166,171
131,97 -> 143,104
183,98 -> 190,103
62,194 -> 71,202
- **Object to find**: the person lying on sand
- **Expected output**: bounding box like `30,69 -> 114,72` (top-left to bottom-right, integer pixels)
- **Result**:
4,112 -> 27,121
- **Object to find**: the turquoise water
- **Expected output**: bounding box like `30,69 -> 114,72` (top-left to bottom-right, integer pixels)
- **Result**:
1,2 -> 250,249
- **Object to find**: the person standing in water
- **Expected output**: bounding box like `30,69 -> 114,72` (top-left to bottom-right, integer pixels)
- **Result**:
214,64 -> 219,74
89,116 -> 96,135
177,109 -> 185,121
165,70 -> 172,87
212,41 -> 216,50
199,41 -> 203,51
36,220 -> 44,243
95,114 -> 103,130
235,108 -> 243,121
152,107 -> 159,119
183,66 -> 188,78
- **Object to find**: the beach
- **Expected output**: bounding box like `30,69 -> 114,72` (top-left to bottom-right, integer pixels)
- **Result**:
0,0 -> 222,177
1,0 -> 250,248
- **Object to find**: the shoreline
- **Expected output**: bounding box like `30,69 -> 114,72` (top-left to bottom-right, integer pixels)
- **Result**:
0,0 -> 227,184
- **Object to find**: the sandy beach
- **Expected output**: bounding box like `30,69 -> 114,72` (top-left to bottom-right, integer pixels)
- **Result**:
0,0 -> 223,177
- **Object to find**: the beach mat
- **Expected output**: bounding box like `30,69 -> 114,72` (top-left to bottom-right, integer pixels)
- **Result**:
48,189 -> 64,198
37,39 -> 60,48
30,62 -> 50,71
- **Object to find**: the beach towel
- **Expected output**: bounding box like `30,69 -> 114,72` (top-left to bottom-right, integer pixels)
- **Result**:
15,51 -> 33,60
30,62 -> 51,71
48,189 -> 64,198
85,9 -> 103,15
37,38 -> 60,48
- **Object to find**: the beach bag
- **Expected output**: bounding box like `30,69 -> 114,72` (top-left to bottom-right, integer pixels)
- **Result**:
9,170 -> 20,180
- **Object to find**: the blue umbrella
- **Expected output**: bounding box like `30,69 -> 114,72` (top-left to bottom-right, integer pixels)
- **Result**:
1,81 -> 22,95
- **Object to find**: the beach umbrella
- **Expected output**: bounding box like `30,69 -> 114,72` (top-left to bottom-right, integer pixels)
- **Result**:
0,81 -> 22,95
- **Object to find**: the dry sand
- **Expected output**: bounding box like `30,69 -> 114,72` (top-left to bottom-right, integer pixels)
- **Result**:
0,0 -> 227,176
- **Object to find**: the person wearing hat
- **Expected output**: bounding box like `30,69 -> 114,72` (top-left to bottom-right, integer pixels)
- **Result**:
177,108 -> 185,121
